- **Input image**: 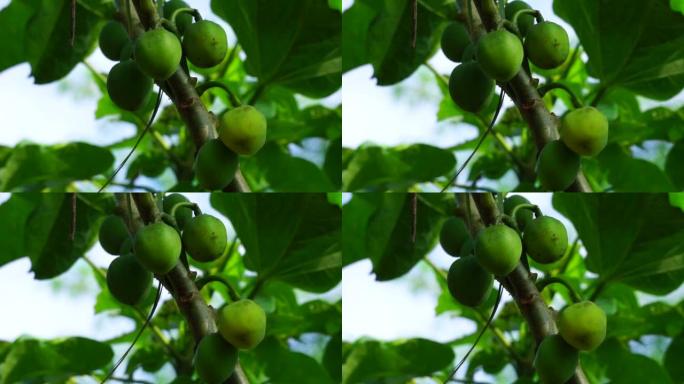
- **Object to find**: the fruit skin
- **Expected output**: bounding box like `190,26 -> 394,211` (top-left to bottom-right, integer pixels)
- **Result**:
460,238 -> 474,256
441,22 -> 470,62
534,334 -> 579,384
477,29 -> 524,82
439,217 -> 470,257
558,301 -> 607,351
134,28 -> 182,80
107,254 -> 152,306
504,195 -> 534,231
163,193 -> 193,230
183,20 -> 228,68
107,60 -> 153,111
119,236 -> 133,256
475,224 -> 522,276
99,215 -> 129,255
448,62 -> 495,113
523,216 -> 568,264
217,299 -> 267,350
447,256 -> 493,307
195,139 -> 238,191
119,40 -> 134,61
218,105 -> 268,156
461,43 -> 477,62
99,21 -> 129,61
560,107 -> 609,157
182,214 -> 227,262
194,333 -> 238,384
525,21 -> 570,69
164,0 -> 194,34
133,222 -> 182,274
505,1 -> 534,36
536,140 -> 580,191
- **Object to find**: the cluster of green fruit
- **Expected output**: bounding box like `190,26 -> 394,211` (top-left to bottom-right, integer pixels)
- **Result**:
439,195 -> 606,383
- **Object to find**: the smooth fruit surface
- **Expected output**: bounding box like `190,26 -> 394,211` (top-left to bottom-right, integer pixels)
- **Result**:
218,105 -> 268,156
560,107 -> 609,157
537,140 -> 580,191
107,60 -> 153,111
99,215 -> 129,255
134,222 -> 182,274
477,29 -> 524,82
558,301 -> 607,351
183,20 -> 228,68
217,299 -> 267,350
439,217 -> 470,257
447,256 -> 493,307
505,1 -> 534,36
163,193 -> 193,230
534,334 -> 579,384
461,43 -> 477,62
441,22 -> 470,62
99,21 -> 129,61
448,62 -> 494,112
194,333 -> 238,384
134,28 -> 182,80
195,139 -> 238,191
164,0 -> 193,34
107,254 -> 152,306
182,214 -> 227,262
523,216 -> 568,264
504,195 -> 534,230
525,21 -> 570,69
475,224 -> 522,276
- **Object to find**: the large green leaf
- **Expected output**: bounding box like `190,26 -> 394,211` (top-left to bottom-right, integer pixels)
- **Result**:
0,194 -> 37,268
249,337 -> 336,384
595,339 -> 673,384
596,145 -> 675,191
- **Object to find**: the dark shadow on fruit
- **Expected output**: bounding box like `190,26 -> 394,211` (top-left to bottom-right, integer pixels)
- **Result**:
439,217 -> 470,257
99,215 -> 129,255
107,254 -> 152,306
99,21 -> 129,61
534,334 -> 579,384
447,256 -> 493,307
195,139 -> 238,191
107,60 -> 153,111
536,140 -> 580,191
194,333 -> 238,384
448,62 -> 494,113
441,22 -> 471,62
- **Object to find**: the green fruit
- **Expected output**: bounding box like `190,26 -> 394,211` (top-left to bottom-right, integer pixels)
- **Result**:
218,105 -> 268,156
460,237 -> 474,256
441,22 -> 470,62
560,107 -> 609,157
107,254 -> 152,306
439,217 -> 470,257
195,139 -> 238,191
447,256 -> 493,307
164,0 -> 194,35
183,20 -> 228,68
119,236 -> 133,256
505,1 -> 535,36
134,222 -> 182,274
534,334 -> 579,384
477,29 -> 524,82
448,62 -> 495,112
558,301 -> 607,351
461,43 -> 477,62
504,195 -> 534,230
475,224 -> 522,276
525,21 -> 570,69
194,333 -> 238,384
99,21 -> 129,61
99,215 -> 129,255
107,60 -> 153,111
162,193 -> 193,230
523,216 -> 568,264
218,299 -> 267,350
182,214 -> 227,262
537,140 -> 580,191
119,40 -> 134,61
134,28 -> 182,80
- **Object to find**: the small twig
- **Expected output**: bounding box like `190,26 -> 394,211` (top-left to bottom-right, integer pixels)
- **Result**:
411,0 -> 418,48
70,193 -> 77,240
70,0 -> 76,46
411,193 -> 417,242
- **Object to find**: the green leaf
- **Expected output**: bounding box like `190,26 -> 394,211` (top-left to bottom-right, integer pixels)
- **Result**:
250,337 -> 335,384
596,339 -> 673,384
268,299 -> 342,339
665,331 -> 684,381
597,144 -> 675,192
666,140 -> 684,189
0,194 -> 37,268
0,0 -> 33,73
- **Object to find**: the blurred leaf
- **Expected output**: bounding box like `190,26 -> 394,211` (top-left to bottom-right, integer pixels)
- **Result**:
596,339 -> 673,383
252,337 -> 335,384
597,144 -> 675,192
0,194 -> 37,268
664,331 -> 684,382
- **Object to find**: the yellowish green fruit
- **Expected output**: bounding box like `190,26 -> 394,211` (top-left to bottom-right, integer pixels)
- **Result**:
560,107 -> 609,157
99,215 -> 129,255
558,301 -> 607,351
134,28 -> 182,80
99,21 -> 129,61
534,334 -> 579,384
218,105 -> 268,156
182,214 -> 227,262
195,138 -> 238,191
523,216 -> 568,264
194,333 -> 238,384
447,256 -> 493,307
439,217 -> 470,257
448,61 -> 495,113
218,299 -> 267,350
183,20 -> 228,68
134,222 -> 182,274
525,21 -> 570,69
107,254 -> 152,306
475,224 -> 521,276
537,140 -> 580,191
477,29 -> 524,82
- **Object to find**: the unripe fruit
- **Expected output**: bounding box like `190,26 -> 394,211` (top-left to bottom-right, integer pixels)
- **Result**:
195,139 -> 238,191
106,254 -> 152,306
525,21 -> 570,69
194,333 -> 238,384
536,140 -> 580,191
99,21 -> 129,61
219,105 -> 268,156
107,60 -> 153,111
448,62 -> 495,113
558,301 -> 607,351
119,236 -> 133,256
560,107 -> 609,157
182,214 -> 227,262
523,216 -> 568,264
461,43 -> 477,62
460,238 -> 474,256
119,40 -> 134,61
504,195 -> 534,231
183,20 -> 228,68
218,299 -> 267,350
164,0 -> 194,35
439,217 -> 470,257
505,1 -> 534,36
534,334 -> 579,384
134,222 -> 182,274
162,193 -> 193,230
477,29 -> 524,82
441,22 -> 470,62
134,28 -> 182,80
475,224 -> 521,276
447,256 -> 493,307
99,215 -> 129,255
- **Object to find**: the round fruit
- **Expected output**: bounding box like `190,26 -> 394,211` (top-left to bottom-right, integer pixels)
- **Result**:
183,20 -> 228,68
477,29 -> 524,82
164,0 -> 194,34
133,222 -> 182,274
523,216 -> 568,264
163,193 -> 193,230
475,224 -> 522,276
134,28 -> 182,80
107,60 -> 153,111
119,236 -> 133,256
537,140 -> 580,191
504,195 -> 534,230
558,301 -> 607,351
106,254 -> 152,306
119,40 -> 134,61
217,299 -> 267,350
447,256 -> 493,307
218,105 -> 268,156
182,214 -> 227,262
440,22 -> 470,62
505,1 -> 535,36
99,21 -> 129,61
534,334 -> 579,384
461,43 -> 477,62
194,333 -> 238,384
195,139 -> 238,191
448,62 -> 495,112
525,21 -> 570,69
99,215 -> 129,255
560,107 -> 609,157
460,237 -> 474,256
439,217 -> 470,257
